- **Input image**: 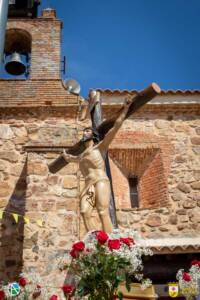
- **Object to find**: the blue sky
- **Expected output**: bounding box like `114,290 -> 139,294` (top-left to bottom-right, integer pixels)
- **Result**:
2,0 -> 200,97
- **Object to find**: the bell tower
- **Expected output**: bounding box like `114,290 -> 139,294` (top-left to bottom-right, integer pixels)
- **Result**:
4,1 -> 62,79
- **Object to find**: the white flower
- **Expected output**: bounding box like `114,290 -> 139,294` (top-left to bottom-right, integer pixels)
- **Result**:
141,278 -> 152,290
176,264 -> 200,297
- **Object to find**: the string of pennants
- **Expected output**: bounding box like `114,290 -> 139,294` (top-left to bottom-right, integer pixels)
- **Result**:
0,210 -> 44,227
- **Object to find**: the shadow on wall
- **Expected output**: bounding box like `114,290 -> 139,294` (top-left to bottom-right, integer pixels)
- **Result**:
0,159 -> 27,283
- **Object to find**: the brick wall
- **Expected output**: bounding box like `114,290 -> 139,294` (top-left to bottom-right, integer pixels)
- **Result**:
0,10 -> 76,108
0,80 -> 79,107
139,151 -> 168,209
109,131 -> 173,210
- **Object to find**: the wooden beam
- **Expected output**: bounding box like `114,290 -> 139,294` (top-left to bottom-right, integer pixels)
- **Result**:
98,83 -> 161,137
47,83 -> 160,173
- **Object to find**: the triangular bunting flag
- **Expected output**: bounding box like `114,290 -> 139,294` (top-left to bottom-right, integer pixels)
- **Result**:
24,217 -> 30,225
0,211 -> 3,219
12,213 -> 19,223
36,219 -> 43,227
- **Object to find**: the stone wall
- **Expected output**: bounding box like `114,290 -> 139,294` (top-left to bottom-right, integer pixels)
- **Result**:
107,109 -> 200,238
0,108 -> 85,290
78,101 -> 200,240
0,98 -> 199,294
0,7 -> 86,291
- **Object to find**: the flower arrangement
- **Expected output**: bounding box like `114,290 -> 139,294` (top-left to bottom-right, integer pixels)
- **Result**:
176,260 -> 200,300
61,229 -> 153,300
0,230 -> 152,300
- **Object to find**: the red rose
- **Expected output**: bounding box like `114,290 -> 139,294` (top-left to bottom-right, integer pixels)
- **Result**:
182,272 -> 191,282
108,239 -> 121,251
0,290 -> 5,300
120,237 -> 135,247
72,241 -> 85,252
191,260 -> 200,267
62,284 -> 75,294
19,277 -> 27,287
128,237 -> 135,244
70,248 -> 79,258
49,295 -> 58,300
96,231 -> 109,244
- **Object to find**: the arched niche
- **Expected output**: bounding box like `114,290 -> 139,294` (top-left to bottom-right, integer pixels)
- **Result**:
5,28 -> 32,55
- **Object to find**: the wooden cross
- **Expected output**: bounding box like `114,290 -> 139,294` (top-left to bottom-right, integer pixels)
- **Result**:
88,90 -> 118,227
47,83 -> 161,227
48,83 -> 160,172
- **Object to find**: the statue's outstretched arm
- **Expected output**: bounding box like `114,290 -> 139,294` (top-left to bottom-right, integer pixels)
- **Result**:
98,98 -> 132,151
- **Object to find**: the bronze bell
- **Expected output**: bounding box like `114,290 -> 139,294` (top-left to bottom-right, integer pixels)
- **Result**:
5,52 -> 26,76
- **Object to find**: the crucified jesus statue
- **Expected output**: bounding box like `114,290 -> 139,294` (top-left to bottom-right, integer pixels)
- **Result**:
62,98 -> 131,233
49,83 -> 161,233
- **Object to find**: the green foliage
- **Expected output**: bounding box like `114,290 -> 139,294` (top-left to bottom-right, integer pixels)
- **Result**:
70,245 -> 131,299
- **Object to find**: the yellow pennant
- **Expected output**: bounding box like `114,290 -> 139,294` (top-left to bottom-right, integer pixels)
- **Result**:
0,211 -> 3,219
36,219 -> 43,227
24,217 -> 30,225
12,213 -> 19,223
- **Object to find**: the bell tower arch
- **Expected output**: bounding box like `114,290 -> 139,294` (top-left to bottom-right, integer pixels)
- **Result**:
4,28 -> 32,76
3,2 -> 62,79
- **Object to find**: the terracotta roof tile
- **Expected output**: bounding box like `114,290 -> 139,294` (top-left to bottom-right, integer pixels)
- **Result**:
138,237 -> 200,254
96,88 -> 200,95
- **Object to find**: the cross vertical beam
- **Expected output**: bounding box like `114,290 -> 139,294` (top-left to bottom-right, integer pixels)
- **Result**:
89,91 -> 118,228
